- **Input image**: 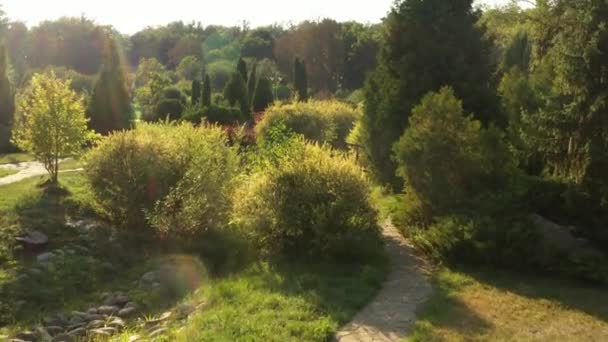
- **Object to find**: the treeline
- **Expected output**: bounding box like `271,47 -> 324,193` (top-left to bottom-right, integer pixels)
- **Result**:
353,0 -> 608,281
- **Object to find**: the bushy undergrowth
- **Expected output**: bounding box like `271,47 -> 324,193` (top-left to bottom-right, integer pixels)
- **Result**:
232,142 -> 382,262
86,123 -> 238,242
256,100 -> 360,149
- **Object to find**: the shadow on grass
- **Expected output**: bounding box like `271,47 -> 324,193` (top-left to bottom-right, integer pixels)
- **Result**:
466,268 -> 608,324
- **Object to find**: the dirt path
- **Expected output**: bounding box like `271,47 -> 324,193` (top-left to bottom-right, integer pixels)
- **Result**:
0,161 -> 82,186
335,221 -> 432,342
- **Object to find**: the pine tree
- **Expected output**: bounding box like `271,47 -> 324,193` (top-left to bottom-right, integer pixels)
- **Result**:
253,77 -> 274,112
361,0 -> 497,187
202,74 -> 211,107
294,57 -> 308,101
0,44 -> 12,128
88,37 -> 133,135
237,58 -> 248,83
191,80 -> 201,106
247,63 -> 257,108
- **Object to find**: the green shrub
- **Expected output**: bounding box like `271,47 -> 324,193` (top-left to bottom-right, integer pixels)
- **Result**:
256,100 -> 360,149
232,143 -> 382,261
85,123 -> 232,236
155,98 -> 185,121
182,105 -> 245,125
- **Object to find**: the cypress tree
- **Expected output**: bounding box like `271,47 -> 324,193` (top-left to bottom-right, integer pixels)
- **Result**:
253,77 -> 274,112
88,37 -> 133,135
202,74 -> 211,107
247,63 -> 257,107
294,57 -> 308,101
0,44 -> 14,152
237,58 -> 248,83
191,80 -> 201,105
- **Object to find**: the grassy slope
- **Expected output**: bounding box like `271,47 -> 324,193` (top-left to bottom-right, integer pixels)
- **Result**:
0,169 -> 18,178
0,153 -> 33,164
1,173 -> 388,341
407,268 -> 608,341
371,192 -> 608,341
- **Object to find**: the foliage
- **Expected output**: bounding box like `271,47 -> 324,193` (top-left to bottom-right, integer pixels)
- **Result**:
237,58 -> 248,84
0,44 -> 14,153
182,104 -> 244,125
256,100 -> 360,149
293,57 -> 308,101
87,37 -> 134,135
137,72 -> 172,122
232,143 -> 382,261
191,80 -> 201,105
201,74 -> 212,107
252,77 -> 274,112
135,58 -> 167,87
149,125 -> 239,239
176,56 -> 202,81
361,0 -> 498,188
247,63 -> 257,107
12,73 -> 93,183
206,60 -> 233,91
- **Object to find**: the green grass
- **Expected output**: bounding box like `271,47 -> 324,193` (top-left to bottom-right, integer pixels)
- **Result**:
0,169 -> 18,178
0,173 -> 388,341
407,268 -> 608,341
59,158 -> 84,170
0,153 -> 33,164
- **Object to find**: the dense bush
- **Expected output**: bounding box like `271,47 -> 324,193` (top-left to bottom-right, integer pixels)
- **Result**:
85,123 -> 236,238
256,100 -> 360,149
232,143 -> 382,261
182,105 -> 244,125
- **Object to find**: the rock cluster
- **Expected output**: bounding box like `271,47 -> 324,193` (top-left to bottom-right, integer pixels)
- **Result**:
10,292 -> 137,342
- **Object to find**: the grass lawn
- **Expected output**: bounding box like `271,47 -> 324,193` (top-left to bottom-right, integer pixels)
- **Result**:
0,173 -> 388,341
0,153 -> 33,164
407,268 -> 608,341
0,169 -> 18,178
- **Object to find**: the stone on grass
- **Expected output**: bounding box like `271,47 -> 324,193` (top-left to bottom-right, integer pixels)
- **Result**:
140,271 -> 157,283
29,267 -> 43,276
87,320 -> 105,329
66,327 -> 86,337
176,304 -> 196,318
118,306 -> 137,317
148,327 -> 168,338
15,331 -> 37,340
16,231 -> 48,247
97,305 -> 119,315
107,317 -> 126,329
37,252 -> 55,263
45,326 -> 65,335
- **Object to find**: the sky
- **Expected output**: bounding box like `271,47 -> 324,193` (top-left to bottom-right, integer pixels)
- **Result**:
4,0 -> 511,34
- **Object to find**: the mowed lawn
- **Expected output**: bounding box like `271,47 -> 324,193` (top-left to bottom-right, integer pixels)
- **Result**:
407,268 -> 608,341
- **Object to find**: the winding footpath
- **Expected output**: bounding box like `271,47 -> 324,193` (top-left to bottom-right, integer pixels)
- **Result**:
335,222 -> 432,342
0,160 -> 82,186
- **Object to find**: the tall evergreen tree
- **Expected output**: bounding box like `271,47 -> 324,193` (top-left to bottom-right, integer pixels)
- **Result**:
237,58 -> 248,83
253,77 -> 274,112
202,74 -> 212,107
247,63 -> 258,108
88,37 -> 133,135
191,80 -> 201,106
361,0 -> 497,187
294,57 -> 308,101
0,44 -> 14,152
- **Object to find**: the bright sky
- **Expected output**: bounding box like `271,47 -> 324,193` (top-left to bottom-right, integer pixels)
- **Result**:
4,0 -> 511,34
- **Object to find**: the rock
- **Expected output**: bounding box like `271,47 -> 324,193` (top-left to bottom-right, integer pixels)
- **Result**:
89,329 -> 111,337
117,306 -> 137,317
176,304 -> 196,318
98,327 -> 118,335
16,231 -> 49,247
124,301 -> 138,309
100,262 -> 114,271
148,327 -> 168,338
37,326 -> 53,340
68,315 -> 85,325
15,299 -> 27,308
140,271 -> 157,283
86,307 -> 98,315
66,327 -> 86,337
107,317 -> 125,329
45,326 -> 65,336
66,322 -> 86,331
16,274 -> 29,282
145,311 -> 172,327
15,331 -> 37,340
29,267 -> 43,276
87,320 -> 105,329
97,305 -> 119,315
103,292 -> 129,306
85,313 -> 107,321
73,245 -> 89,254
51,334 -> 73,342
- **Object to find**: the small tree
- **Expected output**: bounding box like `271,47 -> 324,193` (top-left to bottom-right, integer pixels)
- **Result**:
294,57 -> 308,101
237,58 -> 248,83
253,77 -> 274,112
176,56 -> 202,81
12,73 -> 93,184
247,63 -> 257,107
202,74 -> 212,107
191,80 -> 201,105
0,44 -> 14,152
224,72 -> 247,107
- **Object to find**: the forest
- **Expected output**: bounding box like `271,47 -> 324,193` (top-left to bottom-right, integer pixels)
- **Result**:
0,0 -> 607,341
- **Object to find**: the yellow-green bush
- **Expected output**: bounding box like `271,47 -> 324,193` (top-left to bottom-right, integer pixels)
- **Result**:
256,100 -> 360,149
86,123 -> 238,237
231,143 -> 382,261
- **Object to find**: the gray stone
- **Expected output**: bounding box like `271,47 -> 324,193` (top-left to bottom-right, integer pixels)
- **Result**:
87,320 -> 105,329
36,252 -> 55,263
45,326 -> 65,336
86,307 -> 98,314
149,327 -> 168,337
97,305 -> 119,315
89,329 -> 110,337
124,301 -> 138,309
68,315 -> 85,325
15,299 -> 27,308
29,267 -> 43,276
85,313 -> 106,321
103,292 -> 129,306
176,304 -> 196,318
15,331 -> 37,340
16,231 -> 48,247
66,322 -> 86,331
37,326 -> 53,340
16,274 -> 29,282
98,327 -> 117,335
66,327 -> 86,337
107,317 -> 125,329
117,306 -> 137,317
140,271 -> 157,283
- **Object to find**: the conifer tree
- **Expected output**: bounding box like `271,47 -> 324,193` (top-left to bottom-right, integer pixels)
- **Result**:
247,63 -> 257,107
88,37 -> 133,135
237,58 -> 248,83
202,74 -> 212,107
253,77 -> 274,112
0,44 -> 14,152
294,57 -> 308,101
191,80 -> 201,105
